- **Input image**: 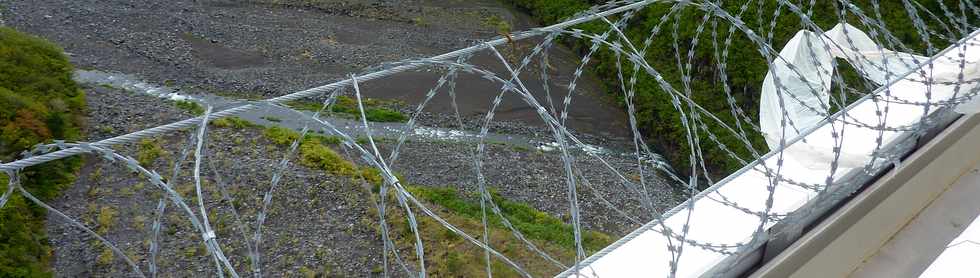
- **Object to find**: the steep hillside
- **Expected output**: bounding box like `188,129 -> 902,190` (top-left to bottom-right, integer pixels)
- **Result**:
0,26 -> 86,277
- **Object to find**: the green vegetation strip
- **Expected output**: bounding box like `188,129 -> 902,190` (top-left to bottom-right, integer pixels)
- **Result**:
408,186 -> 611,252
210,116 -> 258,130
383,186 -> 613,277
0,27 -> 86,276
286,96 -> 407,123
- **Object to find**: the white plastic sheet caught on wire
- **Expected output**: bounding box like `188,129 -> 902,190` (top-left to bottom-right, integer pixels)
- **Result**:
564,23 -> 980,277
761,23 -> 980,169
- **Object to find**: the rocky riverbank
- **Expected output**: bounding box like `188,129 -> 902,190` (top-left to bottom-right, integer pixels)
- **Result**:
1,0 -> 630,137
2,0 -> 685,276
44,85 -> 680,276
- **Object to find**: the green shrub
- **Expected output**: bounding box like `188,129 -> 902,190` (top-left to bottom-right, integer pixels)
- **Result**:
0,27 -> 85,158
0,27 -> 86,276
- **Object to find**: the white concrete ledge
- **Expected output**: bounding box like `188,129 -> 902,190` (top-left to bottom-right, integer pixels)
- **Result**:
558,30 -> 980,278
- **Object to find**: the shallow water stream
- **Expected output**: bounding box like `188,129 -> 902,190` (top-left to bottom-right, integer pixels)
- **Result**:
74,69 -> 619,155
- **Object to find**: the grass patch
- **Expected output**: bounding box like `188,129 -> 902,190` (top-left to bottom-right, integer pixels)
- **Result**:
298,266 -> 317,278
136,138 -> 165,166
298,138 -> 358,176
317,135 -> 342,145
96,246 -> 114,267
262,126 -> 301,146
262,125 -> 379,184
97,125 -> 115,134
174,100 -> 204,116
286,95 -> 408,123
210,116 -> 257,129
96,206 -> 117,235
362,109 -> 407,123
263,125 -> 342,147
408,186 -> 612,252
381,186 -> 611,277
483,14 -> 513,35
132,215 -> 147,230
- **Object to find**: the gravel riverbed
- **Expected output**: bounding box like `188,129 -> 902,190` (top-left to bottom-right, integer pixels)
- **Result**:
1,1 -> 686,276
1,0 -> 630,137
44,86 -> 681,276
48,86 -> 384,276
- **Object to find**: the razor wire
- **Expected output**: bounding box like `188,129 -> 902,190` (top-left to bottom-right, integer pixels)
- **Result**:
1,0 -> 980,277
